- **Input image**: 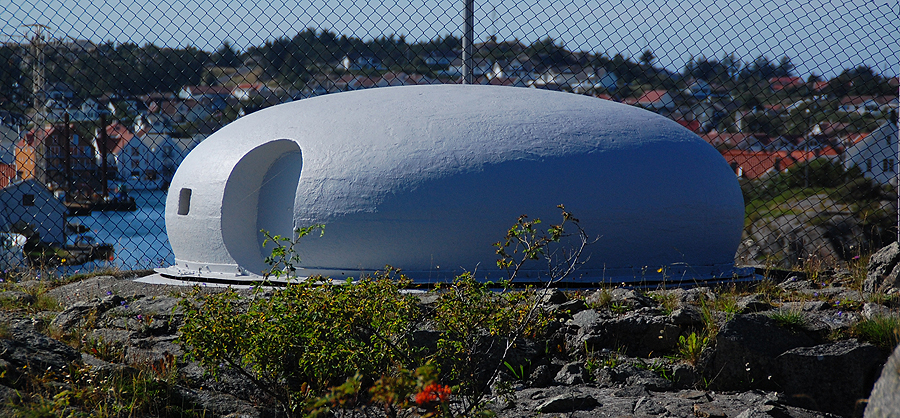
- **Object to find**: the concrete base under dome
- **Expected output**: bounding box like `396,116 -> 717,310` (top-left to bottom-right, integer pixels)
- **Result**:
151,264 -> 757,287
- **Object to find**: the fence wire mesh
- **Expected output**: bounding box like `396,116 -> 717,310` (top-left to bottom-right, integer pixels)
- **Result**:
0,0 -> 897,273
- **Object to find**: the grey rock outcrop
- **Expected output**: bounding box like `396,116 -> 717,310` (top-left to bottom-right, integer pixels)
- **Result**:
0,272 -> 892,418
776,339 -> 882,417
703,314 -> 817,390
535,392 -> 599,412
0,320 -> 81,374
865,242 -> 900,293
865,344 -> 900,418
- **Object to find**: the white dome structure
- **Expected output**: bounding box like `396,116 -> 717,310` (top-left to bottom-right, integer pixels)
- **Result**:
159,85 -> 747,284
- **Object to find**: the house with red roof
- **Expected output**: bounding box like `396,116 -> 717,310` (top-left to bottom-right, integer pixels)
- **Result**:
625,90 -> 675,111
769,77 -> 804,91
721,149 -> 838,179
0,163 -> 16,188
231,83 -> 271,101
94,122 -> 161,190
177,85 -> 233,101
838,95 -> 897,115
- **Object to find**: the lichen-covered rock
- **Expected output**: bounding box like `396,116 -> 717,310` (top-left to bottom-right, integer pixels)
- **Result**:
50,294 -> 126,330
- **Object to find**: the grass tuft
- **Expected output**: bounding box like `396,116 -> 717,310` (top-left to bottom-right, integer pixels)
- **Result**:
768,309 -> 806,329
851,315 -> 900,351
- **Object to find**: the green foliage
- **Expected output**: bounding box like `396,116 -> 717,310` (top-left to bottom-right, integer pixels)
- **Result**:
494,204 -> 587,282
430,273 -> 550,408
649,291 -> 680,315
768,309 -> 806,329
851,315 -> 900,351
178,272 -> 420,416
262,224 -> 325,280
695,290 -> 740,341
583,344 -> 623,378
181,209 -> 573,416
80,335 -> 126,362
307,364 -> 454,418
586,288 -> 612,310
8,356 -> 197,417
676,332 -> 709,366
0,283 -> 61,313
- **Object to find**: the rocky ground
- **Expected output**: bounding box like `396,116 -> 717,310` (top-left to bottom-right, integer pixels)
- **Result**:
4,244 -> 900,417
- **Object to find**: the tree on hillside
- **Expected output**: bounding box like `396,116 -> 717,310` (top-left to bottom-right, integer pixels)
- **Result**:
774,55 -> 794,78
741,55 -> 777,80
639,49 -> 654,67
683,55 -> 729,83
213,41 -> 241,68
0,45 -> 26,108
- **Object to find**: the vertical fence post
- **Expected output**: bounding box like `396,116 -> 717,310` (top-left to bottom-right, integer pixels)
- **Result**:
462,0 -> 474,84
63,112 -> 72,202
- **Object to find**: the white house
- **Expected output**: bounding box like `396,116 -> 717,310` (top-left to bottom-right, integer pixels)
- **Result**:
134,114 -> 187,183
339,54 -> 384,71
844,121 -> 900,186
160,85 -> 747,284
0,124 -> 19,165
96,122 -> 162,190
0,179 -> 66,245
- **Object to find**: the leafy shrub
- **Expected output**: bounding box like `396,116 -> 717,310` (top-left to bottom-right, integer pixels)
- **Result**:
430,273 -> 551,407
180,207 -> 576,417
178,272 -> 421,416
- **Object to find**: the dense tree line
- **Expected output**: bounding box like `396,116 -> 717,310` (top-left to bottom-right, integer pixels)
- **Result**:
0,28 -> 894,113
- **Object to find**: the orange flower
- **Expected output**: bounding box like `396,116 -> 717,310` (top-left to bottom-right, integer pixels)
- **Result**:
415,383 -> 451,406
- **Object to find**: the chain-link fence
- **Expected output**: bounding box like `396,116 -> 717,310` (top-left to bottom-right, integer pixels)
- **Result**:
0,0 -> 897,273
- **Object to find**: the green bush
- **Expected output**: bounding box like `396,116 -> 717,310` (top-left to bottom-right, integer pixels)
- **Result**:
178,273 -> 421,416
179,207 -> 576,416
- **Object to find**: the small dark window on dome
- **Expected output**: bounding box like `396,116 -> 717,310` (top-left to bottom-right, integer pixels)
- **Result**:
178,188 -> 191,215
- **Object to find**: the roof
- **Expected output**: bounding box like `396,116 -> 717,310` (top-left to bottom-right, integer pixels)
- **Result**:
19,124 -> 78,147
722,149 -> 840,179
0,163 -> 15,188
102,122 -> 137,155
634,90 -> 669,104
769,77 -> 804,91
180,86 -> 233,98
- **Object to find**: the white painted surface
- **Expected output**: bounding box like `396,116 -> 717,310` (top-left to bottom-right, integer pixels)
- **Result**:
844,121 -> 899,186
163,85 -> 745,282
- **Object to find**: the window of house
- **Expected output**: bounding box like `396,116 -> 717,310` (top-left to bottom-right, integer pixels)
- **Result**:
22,194 -> 34,206
867,159 -> 872,172
884,159 -> 896,173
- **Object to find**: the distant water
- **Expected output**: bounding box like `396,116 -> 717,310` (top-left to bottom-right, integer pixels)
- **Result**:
63,190 -> 173,274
